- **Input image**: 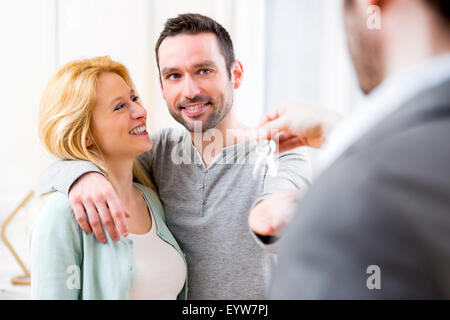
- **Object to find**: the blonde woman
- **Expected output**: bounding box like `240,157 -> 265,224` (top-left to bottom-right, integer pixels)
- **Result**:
30,56 -> 187,299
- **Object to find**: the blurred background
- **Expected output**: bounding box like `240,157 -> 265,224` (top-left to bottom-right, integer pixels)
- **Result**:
0,0 -> 361,299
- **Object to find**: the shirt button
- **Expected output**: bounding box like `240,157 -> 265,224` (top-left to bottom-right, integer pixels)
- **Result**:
130,266 -> 134,272
158,231 -> 164,237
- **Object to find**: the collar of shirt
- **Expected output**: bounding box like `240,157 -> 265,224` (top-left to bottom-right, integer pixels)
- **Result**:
316,52 -> 450,178
180,128 -> 256,169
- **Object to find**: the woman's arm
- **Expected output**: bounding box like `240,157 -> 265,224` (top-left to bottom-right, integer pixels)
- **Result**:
30,192 -> 83,299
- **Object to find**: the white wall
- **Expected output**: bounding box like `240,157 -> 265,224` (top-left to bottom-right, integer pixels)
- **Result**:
0,0 -> 57,190
264,0 -> 362,175
0,0 -> 266,193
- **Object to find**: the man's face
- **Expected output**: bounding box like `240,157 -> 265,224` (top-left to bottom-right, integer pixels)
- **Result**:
158,32 -> 236,132
342,0 -> 384,94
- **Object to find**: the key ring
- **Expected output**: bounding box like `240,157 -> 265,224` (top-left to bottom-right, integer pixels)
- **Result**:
252,140 -> 278,178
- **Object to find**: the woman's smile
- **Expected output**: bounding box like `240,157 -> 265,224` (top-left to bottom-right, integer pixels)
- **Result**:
129,124 -> 148,136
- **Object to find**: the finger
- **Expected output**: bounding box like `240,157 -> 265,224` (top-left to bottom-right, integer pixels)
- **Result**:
71,200 -> 93,234
250,218 -> 274,236
256,117 -> 287,141
249,210 -> 274,236
271,205 -> 297,237
96,200 -> 120,242
269,219 -> 285,237
257,107 -> 283,128
276,131 -> 297,144
256,115 -> 271,129
267,106 -> 284,121
277,136 -> 307,153
105,193 -> 129,238
84,200 -> 107,243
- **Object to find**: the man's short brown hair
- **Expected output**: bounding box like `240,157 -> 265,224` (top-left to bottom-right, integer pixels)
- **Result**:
155,13 -> 235,79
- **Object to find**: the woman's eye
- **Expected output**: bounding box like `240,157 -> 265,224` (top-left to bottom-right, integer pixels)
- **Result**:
113,103 -> 125,111
131,95 -> 139,102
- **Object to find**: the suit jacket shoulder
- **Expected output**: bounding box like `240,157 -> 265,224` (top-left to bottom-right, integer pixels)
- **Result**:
270,80 -> 450,299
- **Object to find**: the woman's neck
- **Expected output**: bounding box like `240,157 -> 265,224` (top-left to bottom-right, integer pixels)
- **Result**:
103,157 -> 136,206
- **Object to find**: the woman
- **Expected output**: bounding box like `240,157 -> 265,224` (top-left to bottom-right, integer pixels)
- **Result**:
30,56 -> 187,299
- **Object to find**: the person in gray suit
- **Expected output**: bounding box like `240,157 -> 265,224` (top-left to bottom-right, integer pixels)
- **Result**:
252,0 -> 450,298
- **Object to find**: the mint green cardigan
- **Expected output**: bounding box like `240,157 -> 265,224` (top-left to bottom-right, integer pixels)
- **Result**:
29,183 -> 188,300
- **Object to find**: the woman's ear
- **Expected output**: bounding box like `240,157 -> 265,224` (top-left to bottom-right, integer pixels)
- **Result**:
85,133 -> 93,148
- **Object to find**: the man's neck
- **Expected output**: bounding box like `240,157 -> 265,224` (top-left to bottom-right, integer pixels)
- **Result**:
190,111 -> 252,168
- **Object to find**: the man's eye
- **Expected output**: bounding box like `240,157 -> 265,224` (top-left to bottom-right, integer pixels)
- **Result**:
199,69 -> 212,75
114,103 -> 125,111
167,74 -> 181,80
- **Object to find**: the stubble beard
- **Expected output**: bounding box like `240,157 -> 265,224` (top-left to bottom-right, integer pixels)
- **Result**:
169,85 -> 234,133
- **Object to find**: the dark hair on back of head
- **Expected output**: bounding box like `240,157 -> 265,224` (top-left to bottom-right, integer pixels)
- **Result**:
155,13 -> 235,79
426,0 -> 450,25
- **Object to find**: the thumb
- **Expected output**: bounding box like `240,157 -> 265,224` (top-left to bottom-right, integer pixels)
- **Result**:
256,117 -> 287,141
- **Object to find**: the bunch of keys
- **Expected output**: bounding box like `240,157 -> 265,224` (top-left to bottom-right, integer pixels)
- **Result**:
252,139 -> 278,178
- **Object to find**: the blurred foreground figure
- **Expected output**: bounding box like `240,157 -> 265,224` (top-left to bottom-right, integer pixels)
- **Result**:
269,0 -> 450,299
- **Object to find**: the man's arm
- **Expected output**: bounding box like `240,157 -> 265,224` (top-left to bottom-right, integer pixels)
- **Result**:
248,101 -> 340,251
36,130 -> 160,243
249,147 -> 312,252
36,160 -> 128,243
36,160 -> 103,196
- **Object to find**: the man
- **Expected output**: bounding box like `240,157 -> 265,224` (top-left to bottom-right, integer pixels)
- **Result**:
256,0 -> 450,298
37,13 -> 311,299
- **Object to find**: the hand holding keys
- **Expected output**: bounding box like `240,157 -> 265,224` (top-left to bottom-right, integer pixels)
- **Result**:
253,139 -> 278,179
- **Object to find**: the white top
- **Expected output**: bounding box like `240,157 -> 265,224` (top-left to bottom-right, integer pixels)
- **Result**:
317,53 -> 450,176
129,209 -> 187,300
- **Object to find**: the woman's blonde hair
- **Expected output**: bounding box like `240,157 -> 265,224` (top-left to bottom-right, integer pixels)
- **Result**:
38,56 -> 154,189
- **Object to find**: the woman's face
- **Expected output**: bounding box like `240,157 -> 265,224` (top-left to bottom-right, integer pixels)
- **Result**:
90,72 -> 152,160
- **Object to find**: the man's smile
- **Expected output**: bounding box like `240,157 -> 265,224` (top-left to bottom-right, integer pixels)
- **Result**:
181,102 -> 211,117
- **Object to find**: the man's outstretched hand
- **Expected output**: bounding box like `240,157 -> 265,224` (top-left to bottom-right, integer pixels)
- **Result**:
257,101 -> 342,153
249,190 -> 304,237
69,172 -> 130,243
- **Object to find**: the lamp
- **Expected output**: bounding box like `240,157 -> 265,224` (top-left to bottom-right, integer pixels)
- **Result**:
1,190 -> 34,286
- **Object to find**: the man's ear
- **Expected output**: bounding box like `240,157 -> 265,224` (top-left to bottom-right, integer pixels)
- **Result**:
231,60 -> 244,89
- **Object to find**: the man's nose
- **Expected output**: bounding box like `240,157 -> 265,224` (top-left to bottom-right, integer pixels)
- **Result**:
182,75 -> 201,99
130,102 -> 147,120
